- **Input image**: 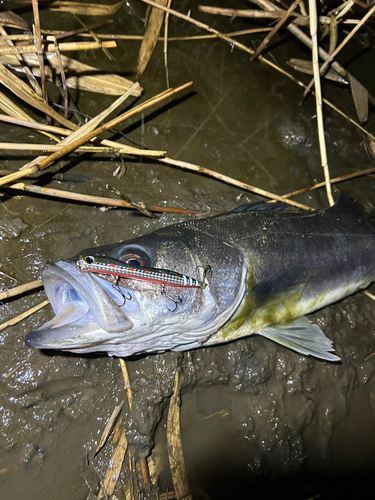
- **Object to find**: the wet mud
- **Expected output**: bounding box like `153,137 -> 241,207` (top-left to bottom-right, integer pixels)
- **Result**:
1,1 -> 375,499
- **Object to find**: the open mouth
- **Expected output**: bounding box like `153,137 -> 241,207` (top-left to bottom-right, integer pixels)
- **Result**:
25,261 -> 133,350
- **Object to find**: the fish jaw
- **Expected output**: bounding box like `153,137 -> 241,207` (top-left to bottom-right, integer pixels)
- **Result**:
25,261 -> 133,352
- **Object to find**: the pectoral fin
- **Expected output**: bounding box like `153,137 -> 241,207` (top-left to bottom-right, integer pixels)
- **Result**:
252,266 -> 309,306
259,316 -> 341,362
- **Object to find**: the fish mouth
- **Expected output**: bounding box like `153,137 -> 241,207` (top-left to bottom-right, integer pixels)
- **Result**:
25,261 -> 132,351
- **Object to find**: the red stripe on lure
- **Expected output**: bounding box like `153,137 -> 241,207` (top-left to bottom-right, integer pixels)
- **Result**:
77,255 -> 204,288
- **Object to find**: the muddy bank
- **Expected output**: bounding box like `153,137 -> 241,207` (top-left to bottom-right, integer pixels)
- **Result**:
2,293 -> 375,499
1,1 -> 375,499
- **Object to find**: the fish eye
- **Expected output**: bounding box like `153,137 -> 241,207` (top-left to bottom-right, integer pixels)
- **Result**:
127,258 -> 142,267
124,255 -> 144,267
84,256 -> 95,264
118,246 -> 151,267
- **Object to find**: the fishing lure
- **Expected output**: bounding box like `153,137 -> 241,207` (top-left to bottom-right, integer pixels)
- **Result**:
77,255 -> 205,288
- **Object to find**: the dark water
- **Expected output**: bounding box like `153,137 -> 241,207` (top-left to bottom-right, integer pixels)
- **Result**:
1,1 -> 375,499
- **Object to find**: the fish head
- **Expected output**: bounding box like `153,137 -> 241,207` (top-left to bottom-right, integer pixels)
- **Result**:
25,226 -> 247,357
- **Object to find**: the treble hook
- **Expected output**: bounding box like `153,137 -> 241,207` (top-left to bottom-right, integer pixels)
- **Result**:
112,283 -> 132,307
196,264 -> 212,287
203,265 -> 212,283
161,286 -> 182,312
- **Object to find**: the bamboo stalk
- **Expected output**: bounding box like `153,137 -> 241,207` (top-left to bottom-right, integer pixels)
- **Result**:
328,13 -> 338,55
140,457 -> 151,486
97,422 -> 128,500
136,0 -> 169,79
118,358 -> 133,411
198,5 -> 306,23
4,359 -> 28,379
0,40 -> 117,55
30,203 -> 71,233
363,350 -> 375,362
308,0 -> 334,206
12,162 -> 367,212
279,167 -> 375,199
0,82 -> 139,182
197,4 -> 359,25
139,0 -> 375,141
7,182 -> 203,215
94,401 -> 124,457
0,142 -> 165,156
53,20 -> 112,40
251,0 -> 302,60
0,81 -> 192,187
160,157 -> 313,210
166,28 -> 272,40
52,38 -> 68,117
107,184 -> 157,218
164,0 -> 172,89
303,4 -> 375,98
355,0 -> 369,9
138,1 -> 313,95
0,279 -> 42,301
0,34 -> 34,41
167,371 -> 192,500
74,14 -> 113,61
0,299 -> 49,332
200,6 -> 296,19
299,0 -> 307,16
0,61 -> 79,131
129,453 -> 137,500
0,113 -> 69,136
322,99 -> 374,140
0,24 -> 42,95
0,114 -> 165,156
32,0 -> 48,107
140,0 -> 259,55
334,0 -> 356,20
251,0 -> 375,107
158,492 -> 177,500
0,91 -> 61,142
118,357 -> 151,493
48,1 -> 124,16
250,0 -> 344,75
40,27 -> 273,40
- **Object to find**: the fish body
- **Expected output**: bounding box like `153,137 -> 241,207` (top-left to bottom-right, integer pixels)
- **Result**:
25,197 -> 375,361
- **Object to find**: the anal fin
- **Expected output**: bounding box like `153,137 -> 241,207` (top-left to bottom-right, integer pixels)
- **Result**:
259,316 -> 341,362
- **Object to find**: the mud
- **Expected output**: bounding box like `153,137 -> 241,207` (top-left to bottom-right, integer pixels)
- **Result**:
1,1 -> 375,499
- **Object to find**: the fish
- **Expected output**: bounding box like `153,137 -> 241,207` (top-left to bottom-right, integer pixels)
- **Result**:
25,196 -> 375,361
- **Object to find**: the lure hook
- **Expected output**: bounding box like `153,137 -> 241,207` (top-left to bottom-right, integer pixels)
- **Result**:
112,283 -> 132,307
196,264 -> 212,287
203,265 -> 212,283
161,286 -> 182,312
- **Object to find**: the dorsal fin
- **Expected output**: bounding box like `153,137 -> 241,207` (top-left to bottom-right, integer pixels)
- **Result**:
230,201 -> 303,213
328,193 -> 366,215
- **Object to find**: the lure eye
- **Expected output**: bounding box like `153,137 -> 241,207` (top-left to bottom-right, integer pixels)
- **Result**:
84,256 -> 95,264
